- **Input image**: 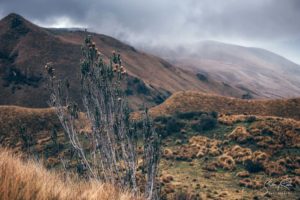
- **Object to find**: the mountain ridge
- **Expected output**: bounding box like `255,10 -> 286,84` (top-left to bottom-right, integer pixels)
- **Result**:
0,13 -> 247,109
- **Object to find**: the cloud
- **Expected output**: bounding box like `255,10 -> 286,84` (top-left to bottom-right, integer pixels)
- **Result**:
0,0 -> 299,63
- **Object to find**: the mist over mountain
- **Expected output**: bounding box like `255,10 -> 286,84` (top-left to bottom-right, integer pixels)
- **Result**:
144,41 -> 300,98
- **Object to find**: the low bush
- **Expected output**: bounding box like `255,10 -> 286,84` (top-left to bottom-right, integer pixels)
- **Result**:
245,115 -> 256,123
244,160 -> 264,173
125,88 -> 133,96
176,111 -> 204,120
196,73 -> 208,82
166,117 -> 185,134
153,95 -> 165,104
191,113 -> 217,132
136,81 -> 150,95
154,115 -> 171,123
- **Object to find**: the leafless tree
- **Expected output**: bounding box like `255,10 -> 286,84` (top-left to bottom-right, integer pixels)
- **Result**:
45,35 -> 161,199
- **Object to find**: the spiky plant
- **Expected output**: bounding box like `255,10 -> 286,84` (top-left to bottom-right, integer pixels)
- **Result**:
45,35 -> 161,199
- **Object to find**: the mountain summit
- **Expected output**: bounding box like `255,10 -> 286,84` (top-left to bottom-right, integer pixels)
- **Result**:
0,13 -> 42,36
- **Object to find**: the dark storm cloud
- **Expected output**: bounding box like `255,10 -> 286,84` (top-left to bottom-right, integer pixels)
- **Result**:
0,0 -> 299,62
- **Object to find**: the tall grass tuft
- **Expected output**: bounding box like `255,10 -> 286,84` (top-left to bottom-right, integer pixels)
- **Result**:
0,148 -> 140,200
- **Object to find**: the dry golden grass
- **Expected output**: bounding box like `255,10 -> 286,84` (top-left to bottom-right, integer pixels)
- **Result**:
0,149 -> 139,200
139,91 -> 300,120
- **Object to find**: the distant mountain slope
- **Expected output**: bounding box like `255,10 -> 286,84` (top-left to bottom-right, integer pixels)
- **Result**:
144,91 -> 300,120
148,41 -> 300,98
0,13 -> 246,109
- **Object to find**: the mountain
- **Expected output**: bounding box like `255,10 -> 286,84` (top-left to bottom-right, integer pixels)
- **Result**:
147,41 -> 300,99
0,13 -> 246,110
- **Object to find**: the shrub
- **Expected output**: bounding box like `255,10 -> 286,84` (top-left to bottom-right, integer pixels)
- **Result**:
176,111 -> 204,120
153,95 -> 165,104
127,76 -> 150,95
136,81 -> 150,95
196,73 -> 208,82
191,114 -> 217,132
3,66 -> 41,88
46,35 -> 160,199
18,125 -> 34,152
154,115 -> 171,123
244,160 -> 264,173
210,111 -> 218,118
132,77 -> 140,84
125,88 -> 134,96
166,118 -> 184,133
245,115 -> 256,123
242,92 -> 253,99
154,124 -> 168,138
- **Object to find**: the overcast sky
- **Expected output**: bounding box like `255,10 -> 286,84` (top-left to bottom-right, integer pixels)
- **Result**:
0,0 -> 299,64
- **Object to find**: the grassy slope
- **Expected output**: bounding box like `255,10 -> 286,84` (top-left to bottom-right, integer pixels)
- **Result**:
146,91 -> 300,120
0,106 -> 58,136
158,114 -> 300,199
1,98 -> 300,199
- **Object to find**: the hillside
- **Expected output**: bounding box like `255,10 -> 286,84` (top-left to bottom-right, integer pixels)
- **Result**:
0,149 -> 138,200
0,105 -> 90,150
148,41 -> 300,99
2,90 -> 300,142
0,13 -> 246,110
0,106 -> 58,146
145,91 -> 300,120
157,113 -> 300,199
1,105 -> 300,199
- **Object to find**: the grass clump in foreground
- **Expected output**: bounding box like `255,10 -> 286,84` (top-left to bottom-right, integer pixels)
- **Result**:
0,149 -> 140,200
